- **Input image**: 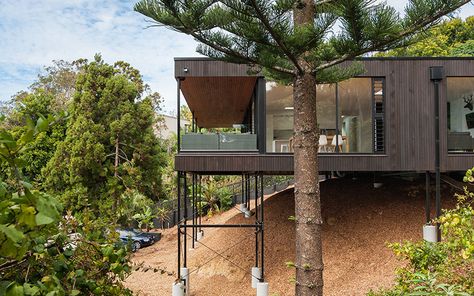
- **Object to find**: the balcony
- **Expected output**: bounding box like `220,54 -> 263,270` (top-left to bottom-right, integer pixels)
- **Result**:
181,133 -> 257,152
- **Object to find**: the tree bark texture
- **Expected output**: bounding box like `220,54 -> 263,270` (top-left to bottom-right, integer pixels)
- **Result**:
293,73 -> 323,296
293,1 -> 323,295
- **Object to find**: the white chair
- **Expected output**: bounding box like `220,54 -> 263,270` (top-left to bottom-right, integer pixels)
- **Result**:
318,135 -> 328,152
331,135 -> 344,152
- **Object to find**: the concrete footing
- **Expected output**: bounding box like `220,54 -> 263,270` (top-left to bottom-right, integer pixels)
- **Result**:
180,267 -> 189,294
423,224 -> 438,242
244,209 -> 251,218
172,282 -> 184,296
256,282 -> 269,296
251,267 -> 261,288
197,230 -> 204,241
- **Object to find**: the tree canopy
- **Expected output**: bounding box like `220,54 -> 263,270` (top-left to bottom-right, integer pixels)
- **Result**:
134,1 -> 473,295
378,16 -> 474,56
43,56 -> 166,217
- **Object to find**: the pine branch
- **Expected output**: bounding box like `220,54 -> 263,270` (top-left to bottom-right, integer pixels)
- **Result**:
247,0 -> 303,73
315,0 -> 471,72
167,6 -> 295,75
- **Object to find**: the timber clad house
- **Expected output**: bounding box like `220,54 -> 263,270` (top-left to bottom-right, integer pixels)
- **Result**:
171,57 -> 474,294
174,57 -> 474,174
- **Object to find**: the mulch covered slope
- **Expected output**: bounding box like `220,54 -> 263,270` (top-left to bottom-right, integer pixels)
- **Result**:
125,176 -> 456,296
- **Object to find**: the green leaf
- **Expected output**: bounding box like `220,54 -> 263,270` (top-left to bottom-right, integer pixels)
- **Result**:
71,290 -> 80,296
6,283 -> 24,296
35,212 -> 54,225
35,116 -> 49,133
0,182 -> 7,198
18,205 -> 37,227
0,225 -> 25,243
22,283 -> 39,295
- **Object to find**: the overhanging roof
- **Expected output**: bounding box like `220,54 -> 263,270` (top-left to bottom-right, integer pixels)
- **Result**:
181,76 -> 257,128
175,58 -> 261,128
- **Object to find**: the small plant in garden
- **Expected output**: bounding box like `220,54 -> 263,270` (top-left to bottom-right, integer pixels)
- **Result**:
133,206 -> 156,232
156,203 -> 171,230
369,169 -> 474,295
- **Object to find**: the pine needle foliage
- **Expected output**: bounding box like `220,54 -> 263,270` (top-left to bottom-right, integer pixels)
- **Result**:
135,0 -> 470,81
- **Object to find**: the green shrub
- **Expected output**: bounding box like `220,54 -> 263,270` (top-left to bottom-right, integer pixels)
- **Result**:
218,186 -> 233,211
369,170 -> 474,295
0,116 -> 132,295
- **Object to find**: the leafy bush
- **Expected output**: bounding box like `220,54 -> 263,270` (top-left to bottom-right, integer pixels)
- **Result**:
218,186 -> 233,211
0,116 -> 132,295
369,170 -> 474,295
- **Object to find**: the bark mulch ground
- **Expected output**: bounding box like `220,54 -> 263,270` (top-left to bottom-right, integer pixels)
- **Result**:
124,176 -> 456,296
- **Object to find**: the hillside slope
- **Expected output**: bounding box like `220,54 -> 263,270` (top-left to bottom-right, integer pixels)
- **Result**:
125,176 -> 455,296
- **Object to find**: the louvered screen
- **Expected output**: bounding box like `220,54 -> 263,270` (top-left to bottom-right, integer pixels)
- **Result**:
373,78 -> 385,153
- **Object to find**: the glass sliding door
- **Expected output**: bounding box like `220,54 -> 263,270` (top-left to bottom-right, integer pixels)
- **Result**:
316,84 -> 337,153
338,78 -> 373,153
447,77 -> 474,153
265,77 -> 385,153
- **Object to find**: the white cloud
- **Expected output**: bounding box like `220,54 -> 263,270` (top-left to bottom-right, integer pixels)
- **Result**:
0,0 -> 200,112
1,1 -> 473,113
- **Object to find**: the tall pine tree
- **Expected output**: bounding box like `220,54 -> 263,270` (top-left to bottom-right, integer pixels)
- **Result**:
43,55 -> 165,217
134,1 -> 472,295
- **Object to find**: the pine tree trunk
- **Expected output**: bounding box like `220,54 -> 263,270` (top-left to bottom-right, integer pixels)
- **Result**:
293,73 -> 323,296
293,1 -> 323,295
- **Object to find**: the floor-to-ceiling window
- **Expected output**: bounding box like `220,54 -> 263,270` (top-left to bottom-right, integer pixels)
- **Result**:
265,77 -> 385,153
447,77 -> 474,153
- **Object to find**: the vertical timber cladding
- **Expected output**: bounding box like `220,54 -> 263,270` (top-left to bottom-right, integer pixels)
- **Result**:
174,58 -> 474,173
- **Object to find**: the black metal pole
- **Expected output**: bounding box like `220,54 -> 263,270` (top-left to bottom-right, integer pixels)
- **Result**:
247,174 -> 250,210
199,175 -> 202,232
183,173 -> 187,267
241,174 -> 244,205
425,171 -> 431,224
335,82 -> 339,152
177,79 -> 181,153
255,174 -> 259,268
192,173 -> 195,249
177,172 -> 181,279
434,80 -> 441,241
260,173 -> 264,282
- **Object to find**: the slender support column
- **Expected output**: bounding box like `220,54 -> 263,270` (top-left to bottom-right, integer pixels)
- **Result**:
199,175 -> 202,232
177,79 -> 182,153
192,173 -> 195,249
255,174 -> 259,268
425,172 -> 431,224
434,80 -> 441,242
430,66 -> 443,242
260,173 -> 264,282
183,173 -> 187,266
177,172 -> 182,279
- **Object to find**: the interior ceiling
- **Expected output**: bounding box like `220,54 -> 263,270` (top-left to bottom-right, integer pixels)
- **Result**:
181,76 -> 257,128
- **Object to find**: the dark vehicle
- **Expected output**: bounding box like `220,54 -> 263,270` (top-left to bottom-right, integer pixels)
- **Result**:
117,229 -> 161,252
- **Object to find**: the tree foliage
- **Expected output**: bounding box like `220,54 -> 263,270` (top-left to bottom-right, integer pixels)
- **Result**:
0,116 -> 132,296
378,16 -> 474,57
134,1 -> 472,295
43,55 -> 166,218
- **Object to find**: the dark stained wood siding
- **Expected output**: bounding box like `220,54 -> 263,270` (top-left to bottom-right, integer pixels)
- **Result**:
175,58 -> 262,78
174,58 -> 474,173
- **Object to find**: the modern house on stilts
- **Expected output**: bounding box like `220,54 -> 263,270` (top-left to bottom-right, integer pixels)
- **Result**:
172,57 -> 474,295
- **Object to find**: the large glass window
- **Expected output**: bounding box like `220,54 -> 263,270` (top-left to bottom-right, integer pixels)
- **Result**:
338,78 -> 373,153
265,77 -> 385,153
447,77 -> 474,153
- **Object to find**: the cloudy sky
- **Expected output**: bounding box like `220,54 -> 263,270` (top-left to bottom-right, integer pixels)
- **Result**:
1,1 -> 474,114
